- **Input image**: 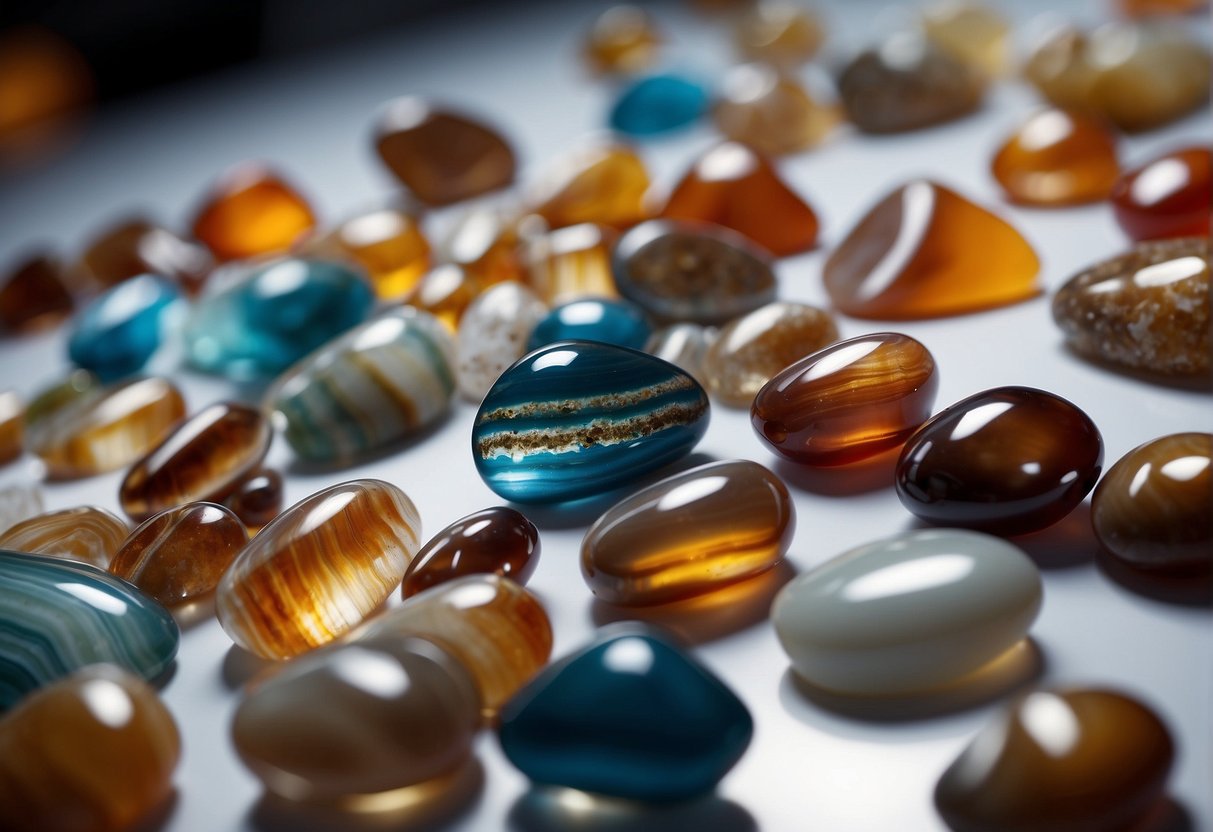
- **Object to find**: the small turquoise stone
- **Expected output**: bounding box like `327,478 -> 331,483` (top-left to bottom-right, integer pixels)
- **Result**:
67,274 -> 183,382
609,74 -> 709,137
185,258 -> 374,380
527,298 -> 652,352
472,341 -> 709,504
498,628 -> 753,801
0,551 -> 179,709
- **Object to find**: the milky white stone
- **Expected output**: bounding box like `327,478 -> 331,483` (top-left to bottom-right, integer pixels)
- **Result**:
457,283 -> 548,402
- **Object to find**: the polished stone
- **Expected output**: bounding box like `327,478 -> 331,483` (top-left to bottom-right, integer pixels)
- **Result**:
609,73 -> 709,136
1111,147 -> 1211,242
0,506 -> 128,568
0,253 -> 74,333
583,5 -> 662,74
311,206 -> 431,300
921,1 -> 1010,78
645,323 -> 712,386
23,369 -> 99,449
77,217 -> 213,294
714,65 -> 839,158
528,298 -> 651,351
733,3 -> 824,68
991,109 -> 1120,206
456,281 -> 548,402
443,207 -> 529,287
529,143 -> 651,230
225,468 -> 283,534
190,165 -> 316,262
0,391 -> 21,465
407,263 -> 479,332
525,223 -> 619,304
67,274 -> 184,382
402,507 -> 539,598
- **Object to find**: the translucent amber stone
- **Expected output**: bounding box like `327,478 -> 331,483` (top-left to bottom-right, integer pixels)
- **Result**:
456,282 -> 548,403
443,207 -> 528,287
312,207 -> 431,300
217,479 -> 421,660
824,179 -> 1040,319
225,468 -> 283,534
936,689 -> 1174,832
583,6 -> 662,75
526,223 -> 618,304
375,97 -> 516,206
0,26 -> 92,159
0,665 -> 180,832
991,109 -> 1119,207
733,4 -> 824,68
402,507 -> 540,598
190,165 -> 316,262
23,369 -> 99,449
921,1 -> 1011,78
529,144 -> 651,230
1052,238 -> 1210,377
0,253 -> 74,333
0,391 -> 21,464
752,333 -> 939,466
1110,147 -> 1211,243
406,264 -> 479,332
0,506 -> 129,568
662,142 -> 819,257
714,64 -> 840,158
77,217 -> 213,294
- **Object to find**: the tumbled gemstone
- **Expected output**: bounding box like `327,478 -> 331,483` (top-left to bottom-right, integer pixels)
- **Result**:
528,298 -> 651,351
77,217 -> 213,294
30,376 -> 186,480
359,574 -> 551,717
1052,238 -> 1210,377
0,253 -> 74,333
23,369 -> 99,450
0,665 -> 180,832
936,689 -> 1174,832
896,386 -> 1104,534
733,3 -> 824,68
67,274 -> 184,382
1092,433 -> 1211,576
185,258 -> 374,380
473,341 -> 710,503
752,333 -> 939,466
703,301 -> 839,408
525,223 -> 619,304
824,180 -> 1040,319
233,636 -> 479,802
609,73 -> 709,136
529,143 -> 651,230
582,459 -> 794,605
991,109 -> 1120,206
1110,147 -> 1212,242
0,483 -> 42,534
921,1 -> 1011,78
498,628 -> 753,801
583,5 -> 662,74
457,282 -> 548,403
1118,0 -> 1208,11
401,507 -> 540,598
0,391 -> 21,464
406,263 -> 479,332
645,323 -> 712,385
270,307 -> 456,463
216,479 -> 421,659
838,34 -> 985,133
0,506 -> 128,568
614,219 -> 776,324
773,529 -> 1042,694
0,551 -> 179,708
225,468 -> 283,534
662,142 -> 819,257
190,165 -> 316,262
375,97 -> 516,206
311,206 -> 431,300
443,207 -> 529,287
714,64 -> 840,158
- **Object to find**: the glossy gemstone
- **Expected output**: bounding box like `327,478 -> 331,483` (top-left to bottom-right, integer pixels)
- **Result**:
0,253 -> 74,333
225,468 -> 284,533
23,369 -> 99,448
733,3 -> 824,68
190,165 -> 316,262
0,483 -> 42,534
613,220 -> 776,325
312,206 -> 431,300
1092,433 -> 1211,576
583,459 -> 794,605
443,207 -> 528,287
936,689 -> 1174,832
583,5 -> 662,74
662,142 -> 819,257
0,506 -> 129,568
498,628 -> 753,801
472,341 -> 710,504
773,529 -> 1042,695
216,479 -> 421,659
185,258 -> 374,380
609,73 -> 709,136
407,264 -> 479,332
525,223 -> 619,304
270,307 -> 456,463
1111,147 -> 1211,242
713,64 -> 840,158
646,323 -> 712,386
991,109 -> 1120,206
0,391 -> 21,464
401,507 -> 540,598
457,282 -> 548,403
67,274 -> 184,382
752,333 -> 939,466
896,387 -> 1103,534
529,143 -> 651,230
528,298 -> 651,351
703,301 -> 839,408
375,97 -> 516,206
1051,238 -> 1210,377
0,665 -> 180,832
77,217 -> 213,294
921,1 -> 1011,78
0,551 -> 179,708
824,180 -> 1040,319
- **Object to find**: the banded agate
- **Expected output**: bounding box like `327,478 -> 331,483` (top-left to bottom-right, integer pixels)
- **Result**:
0,506 -> 129,568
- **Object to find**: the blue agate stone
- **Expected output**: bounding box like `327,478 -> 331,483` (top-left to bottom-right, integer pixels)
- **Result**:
609,74 -> 709,137
184,258 -> 374,380
498,628 -> 753,801
472,341 -> 709,504
527,298 -> 652,352
67,274 -> 183,382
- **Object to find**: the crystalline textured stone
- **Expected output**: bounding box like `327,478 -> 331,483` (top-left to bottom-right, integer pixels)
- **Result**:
456,282 -> 548,403
714,64 -> 840,157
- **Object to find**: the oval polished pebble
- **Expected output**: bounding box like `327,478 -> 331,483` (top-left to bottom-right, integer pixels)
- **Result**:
402,507 -> 539,598
752,333 -> 939,466
270,307 -> 457,463
190,164 -> 316,262
216,479 -> 421,660
896,387 -> 1103,534
529,143 -> 652,230
0,665 -> 181,832
733,4 -> 824,69
0,253 -> 74,333
119,401 -> 271,522
498,628 -> 753,801
472,341 -> 710,504
583,5 -> 662,75
0,551 -> 179,708
772,529 -> 1042,695
456,282 -> 548,403
23,368 -> 100,448
991,108 -> 1120,207
526,223 -> 619,305
609,73 -> 709,136
1111,147 -> 1211,242
67,274 -> 184,382
645,323 -> 712,386
0,506 -> 129,568
310,205 -> 432,300
582,459 -> 794,606
527,298 -> 651,351
936,688 -> 1174,832
232,635 -> 480,802
921,1 -> 1010,78
713,63 -> 839,157
76,217 -> 213,294
225,468 -> 284,533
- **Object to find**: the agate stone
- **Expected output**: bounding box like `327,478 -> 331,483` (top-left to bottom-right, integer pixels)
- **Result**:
77,217 -> 212,294
225,468 -> 283,533
0,254 -> 74,333
583,5 -> 662,75
529,143 -> 651,230
456,282 -> 548,403
609,73 -> 709,136
714,64 -> 839,158
401,507 -> 539,598
0,506 -> 129,568
407,263 -> 479,332
67,274 -> 183,382
443,207 -> 528,287
526,223 -> 619,304
190,165 -> 316,262
311,206 -> 431,300
733,3 -> 824,68
921,1 -> 1010,78
991,109 -> 1119,207
1111,147 -> 1212,243
527,298 -> 651,351
23,369 -> 99,448
645,323 -> 712,385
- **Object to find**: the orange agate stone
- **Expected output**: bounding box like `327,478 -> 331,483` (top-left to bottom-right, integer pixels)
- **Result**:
992,109 -> 1119,206
443,207 -> 529,287
526,223 -> 619,304
529,144 -> 651,230
407,264 -> 480,332
313,207 -> 431,300
1110,147 -> 1212,242
190,165 -> 316,262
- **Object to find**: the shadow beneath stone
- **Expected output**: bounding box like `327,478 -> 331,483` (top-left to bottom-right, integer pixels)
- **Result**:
1060,343 -> 1213,394
772,446 -> 900,497
171,594 -> 216,631
283,411 -> 458,477
221,643 -> 277,691
1009,502 -> 1097,571
1096,548 -> 1213,608
1134,797 -> 1194,832
507,786 -> 757,832
130,788 -> 179,832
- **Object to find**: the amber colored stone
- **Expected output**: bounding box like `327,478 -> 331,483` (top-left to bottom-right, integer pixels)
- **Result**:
23,369 -> 99,449
824,179 -> 1040,320
1052,238 -> 1209,378
0,665 -> 180,832
991,109 -> 1119,207
1110,147 -> 1211,243
529,144 -> 651,230
0,505 -> 129,568
226,468 -> 284,534
921,1 -> 1011,78
936,688 -> 1174,832
77,217 -> 214,294
119,402 -> 272,523
526,223 -> 619,304
190,165 -> 315,262
0,26 -> 92,159
733,4 -> 824,68
662,142 -> 818,257
375,98 -> 516,207
443,208 -> 529,287
0,253 -> 74,333
897,386 -> 1103,535
1119,0 -> 1208,13
583,6 -> 662,75
309,207 -> 431,300
752,333 -> 939,466
714,64 -> 840,158
0,391 -> 21,465
402,507 -> 539,599
407,264 -> 480,332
